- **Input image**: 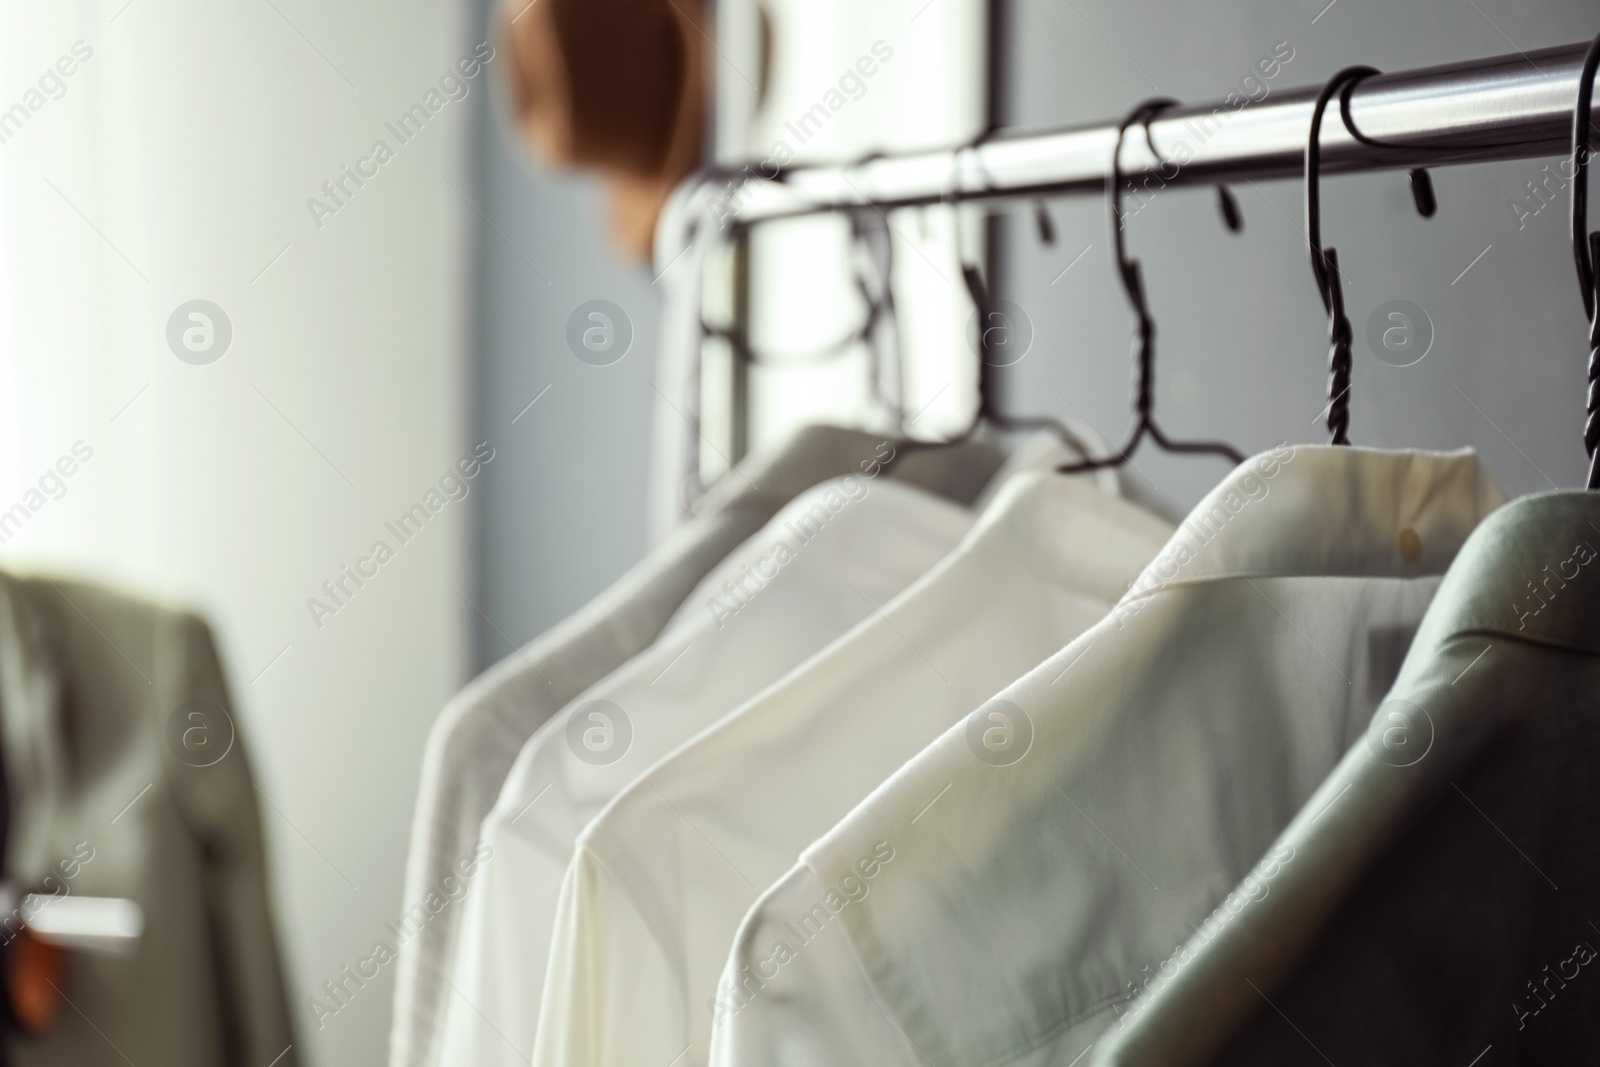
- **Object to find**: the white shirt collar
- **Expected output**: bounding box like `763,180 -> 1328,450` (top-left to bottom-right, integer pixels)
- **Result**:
1119,445 -> 1505,607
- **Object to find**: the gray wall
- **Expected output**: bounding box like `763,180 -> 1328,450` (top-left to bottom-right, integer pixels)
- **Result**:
469,0 -> 1596,666
468,0 -> 662,667
997,0 -> 1593,512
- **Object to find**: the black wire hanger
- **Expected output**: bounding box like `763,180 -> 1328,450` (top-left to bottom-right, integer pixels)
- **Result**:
875,139 -> 1113,478
945,138 -> 1124,465
1305,65 -> 1440,446
1059,98 -> 1245,475
1570,30 -> 1600,489
959,260 -> 1110,456
696,153 -> 908,432
934,132 -> 1145,470
847,204 -> 908,431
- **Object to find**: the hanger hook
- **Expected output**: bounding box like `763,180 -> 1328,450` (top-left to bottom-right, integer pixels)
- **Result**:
949,134 -> 1013,427
846,207 -> 906,432
914,141 -> 1108,471
1058,98 -> 1245,475
1111,99 -> 1177,422
1333,81 -> 1439,221
1576,35 -> 1600,316
1306,65 -> 1379,447
1216,185 -> 1244,232
1570,29 -> 1600,487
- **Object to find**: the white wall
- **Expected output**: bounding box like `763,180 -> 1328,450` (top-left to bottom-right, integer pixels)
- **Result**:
0,2 -> 474,1064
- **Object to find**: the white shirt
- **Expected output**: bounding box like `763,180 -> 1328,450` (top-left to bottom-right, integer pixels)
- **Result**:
393,421 -> 1002,1067
436,475 -> 972,1067
710,445 -> 1506,1067
532,469 -> 1175,1067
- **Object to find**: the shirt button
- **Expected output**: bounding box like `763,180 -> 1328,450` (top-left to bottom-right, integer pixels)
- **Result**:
1398,527 -> 1422,564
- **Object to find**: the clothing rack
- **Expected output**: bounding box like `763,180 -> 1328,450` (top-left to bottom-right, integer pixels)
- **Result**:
722,41 -> 1594,225
697,39 -> 1596,473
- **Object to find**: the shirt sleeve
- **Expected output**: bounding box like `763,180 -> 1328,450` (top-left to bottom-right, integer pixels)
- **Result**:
534,842 -> 691,1067
712,864 -> 922,1067
438,740 -> 576,1067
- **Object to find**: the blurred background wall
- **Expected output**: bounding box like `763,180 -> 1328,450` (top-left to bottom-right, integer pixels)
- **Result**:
0,0 -> 1594,1065
0,2 -> 473,1065
467,0 -> 661,670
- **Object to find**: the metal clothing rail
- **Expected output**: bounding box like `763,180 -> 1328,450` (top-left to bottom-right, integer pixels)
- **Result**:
721,41 -> 1596,226
685,38 -> 1595,485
